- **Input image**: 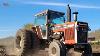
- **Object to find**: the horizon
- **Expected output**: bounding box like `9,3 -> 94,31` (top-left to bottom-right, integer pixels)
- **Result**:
0,0 -> 100,38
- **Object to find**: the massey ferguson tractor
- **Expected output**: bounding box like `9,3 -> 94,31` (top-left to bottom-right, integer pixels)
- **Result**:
15,5 -> 92,56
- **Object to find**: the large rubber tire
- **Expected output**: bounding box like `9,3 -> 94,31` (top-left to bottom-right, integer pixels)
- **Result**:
48,41 -> 66,56
16,29 -> 34,56
82,44 -> 92,56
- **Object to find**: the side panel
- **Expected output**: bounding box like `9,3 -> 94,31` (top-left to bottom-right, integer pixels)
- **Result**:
35,26 -> 43,39
64,23 -> 75,44
34,26 -> 47,39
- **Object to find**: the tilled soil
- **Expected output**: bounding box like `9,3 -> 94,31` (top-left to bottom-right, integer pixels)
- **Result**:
32,50 -> 48,56
0,47 -> 99,56
0,40 -> 99,56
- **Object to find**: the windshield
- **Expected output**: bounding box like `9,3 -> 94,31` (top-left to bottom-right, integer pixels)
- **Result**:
34,15 -> 46,26
51,16 -> 65,24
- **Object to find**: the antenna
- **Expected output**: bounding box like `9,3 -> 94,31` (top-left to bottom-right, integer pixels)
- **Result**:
67,0 -> 71,5
69,0 -> 71,5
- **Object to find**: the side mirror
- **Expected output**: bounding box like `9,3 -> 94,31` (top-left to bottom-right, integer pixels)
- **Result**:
88,27 -> 91,31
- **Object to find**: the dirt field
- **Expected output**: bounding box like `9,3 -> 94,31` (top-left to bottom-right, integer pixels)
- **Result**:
0,37 -> 100,56
0,45 -> 99,56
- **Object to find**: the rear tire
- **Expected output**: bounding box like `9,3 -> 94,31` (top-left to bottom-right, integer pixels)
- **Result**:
16,29 -> 34,56
82,44 -> 92,56
48,40 -> 66,56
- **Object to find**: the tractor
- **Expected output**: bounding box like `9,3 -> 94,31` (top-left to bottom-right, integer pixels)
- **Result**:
15,5 -> 92,56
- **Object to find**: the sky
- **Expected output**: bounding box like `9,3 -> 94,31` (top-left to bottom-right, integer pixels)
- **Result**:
0,0 -> 100,38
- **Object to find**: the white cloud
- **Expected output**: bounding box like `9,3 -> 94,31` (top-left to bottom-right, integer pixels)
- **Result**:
23,1 -> 66,6
18,1 -> 100,9
70,4 -> 100,9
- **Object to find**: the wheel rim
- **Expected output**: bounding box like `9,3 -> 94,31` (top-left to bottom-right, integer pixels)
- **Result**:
52,47 -> 56,55
49,41 -> 61,56
20,34 -> 24,48
20,39 -> 23,48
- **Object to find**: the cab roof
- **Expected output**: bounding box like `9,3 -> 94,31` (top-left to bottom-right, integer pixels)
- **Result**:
35,9 -> 65,18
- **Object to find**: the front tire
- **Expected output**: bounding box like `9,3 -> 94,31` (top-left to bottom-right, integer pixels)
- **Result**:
82,44 -> 92,56
48,41 -> 66,56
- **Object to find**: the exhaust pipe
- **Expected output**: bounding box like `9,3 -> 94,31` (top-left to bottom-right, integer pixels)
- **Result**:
67,4 -> 71,22
73,12 -> 78,22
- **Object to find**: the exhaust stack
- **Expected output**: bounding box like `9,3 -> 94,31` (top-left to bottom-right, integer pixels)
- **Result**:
73,12 -> 78,22
67,5 -> 71,22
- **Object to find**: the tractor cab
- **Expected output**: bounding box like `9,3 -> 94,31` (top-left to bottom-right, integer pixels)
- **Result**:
34,10 -> 65,39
